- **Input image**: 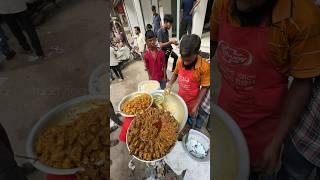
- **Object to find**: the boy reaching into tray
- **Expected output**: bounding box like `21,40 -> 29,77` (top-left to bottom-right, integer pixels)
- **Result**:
144,30 -> 167,89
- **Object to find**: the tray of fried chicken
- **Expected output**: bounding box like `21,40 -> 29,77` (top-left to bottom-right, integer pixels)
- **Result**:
126,107 -> 179,162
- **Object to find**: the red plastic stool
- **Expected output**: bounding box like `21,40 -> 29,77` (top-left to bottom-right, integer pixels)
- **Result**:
47,174 -> 76,180
119,117 -> 133,143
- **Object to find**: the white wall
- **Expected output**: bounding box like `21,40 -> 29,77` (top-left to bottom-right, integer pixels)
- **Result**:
140,0 -> 153,27
151,0 -> 159,11
192,0 -> 208,37
124,0 -> 140,35
133,0 -> 146,35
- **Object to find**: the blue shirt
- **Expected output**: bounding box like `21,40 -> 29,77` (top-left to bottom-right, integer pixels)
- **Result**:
182,0 -> 195,21
153,14 -> 161,36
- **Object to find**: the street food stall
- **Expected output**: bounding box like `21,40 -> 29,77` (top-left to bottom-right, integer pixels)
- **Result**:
116,80 -> 210,179
24,78 -> 210,179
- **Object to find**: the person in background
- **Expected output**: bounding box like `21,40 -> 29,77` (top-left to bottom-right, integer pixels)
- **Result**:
211,0 -> 320,178
180,0 -> 201,36
166,34 -> 210,127
144,30 -> 167,89
133,26 -> 145,58
158,14 -> 179,72
0,26 -> 16,61
146,24 -> 153,32
277,77 -> 320,180
0,0 -> 44,60
110,46 -> 124,81
145,24 -> 153,52
152,6 -> 161,36
115,42 -> 131,62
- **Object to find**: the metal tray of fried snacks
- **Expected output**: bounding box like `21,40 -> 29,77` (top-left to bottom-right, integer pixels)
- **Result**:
26,95 -> 106,175
118,92 -> 153,117
151,90 -> 188,132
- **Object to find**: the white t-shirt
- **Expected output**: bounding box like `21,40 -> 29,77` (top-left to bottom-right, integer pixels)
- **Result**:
116,46 -> 131,61
110,47 -> 119,66
136,33 -> 145,53
0,0 -> 27,14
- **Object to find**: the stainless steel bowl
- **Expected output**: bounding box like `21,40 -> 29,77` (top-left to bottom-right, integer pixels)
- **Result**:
88,63 -> 107,95
117,92 -> 153,117
213,105 -> 249,180
182,130 -> 210,162
26,95 -> 106,175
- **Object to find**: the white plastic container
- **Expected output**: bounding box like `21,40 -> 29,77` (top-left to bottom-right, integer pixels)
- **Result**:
137,80 -> 160,93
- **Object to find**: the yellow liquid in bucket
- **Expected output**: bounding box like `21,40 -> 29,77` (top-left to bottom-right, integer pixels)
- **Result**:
162,95 -> 184,124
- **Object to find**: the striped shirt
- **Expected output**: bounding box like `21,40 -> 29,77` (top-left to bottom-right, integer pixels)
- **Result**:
201,90 -> 210,114
290,77 -> 320,166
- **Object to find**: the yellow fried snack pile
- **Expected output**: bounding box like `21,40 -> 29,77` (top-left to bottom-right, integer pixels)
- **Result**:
127,107 -> 179,161
35,104 -> 109,170
121,94 -> 152,115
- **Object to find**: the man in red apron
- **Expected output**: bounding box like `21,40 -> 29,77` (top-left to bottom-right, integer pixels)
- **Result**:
167,34 -> 210,127
211,0 -> 320,179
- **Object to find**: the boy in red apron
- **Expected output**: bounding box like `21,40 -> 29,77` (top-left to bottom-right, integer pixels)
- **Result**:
167,34 -> 210,127
211,0 -> 320,179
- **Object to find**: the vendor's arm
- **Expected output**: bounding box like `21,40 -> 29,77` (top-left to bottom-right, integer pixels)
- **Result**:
167,73 -> 178,88
190,87 -> 209,117
272,78 -> 312,146
256,78 -> 312,175
258,17 -> 320,174
191,58 -> 210,117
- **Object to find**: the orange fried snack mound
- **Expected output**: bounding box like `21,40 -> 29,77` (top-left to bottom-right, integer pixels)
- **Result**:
35,104 -> 109,172
127,107 -> 179,161
121,94 -> 152,115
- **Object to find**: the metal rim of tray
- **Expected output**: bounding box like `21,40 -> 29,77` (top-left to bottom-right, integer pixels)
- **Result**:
26,95 -> 106,175
213,104 -> 250,180
88,63 -> 107,95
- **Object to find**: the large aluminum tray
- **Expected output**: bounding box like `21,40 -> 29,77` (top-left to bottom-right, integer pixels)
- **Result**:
26,95 -> 106,175
126,90 -> 188,163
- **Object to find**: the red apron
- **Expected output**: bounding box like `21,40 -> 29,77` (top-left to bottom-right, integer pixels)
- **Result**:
178,65 -> 200,114
216,3 -> 287,164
